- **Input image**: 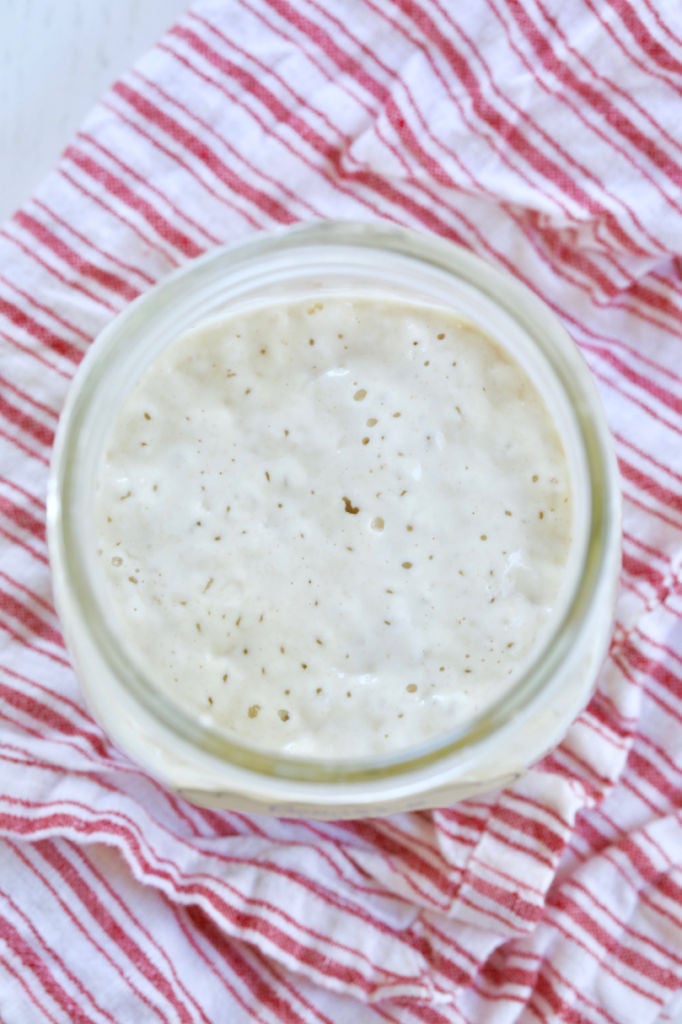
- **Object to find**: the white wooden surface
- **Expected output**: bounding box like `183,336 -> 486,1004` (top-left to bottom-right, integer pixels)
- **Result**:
0,0 -> 191,222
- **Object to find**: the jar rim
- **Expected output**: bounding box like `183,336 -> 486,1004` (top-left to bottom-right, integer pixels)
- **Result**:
47,220 -> 621,784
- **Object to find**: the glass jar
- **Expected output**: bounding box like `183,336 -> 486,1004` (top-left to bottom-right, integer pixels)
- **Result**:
47,221 -> 621,818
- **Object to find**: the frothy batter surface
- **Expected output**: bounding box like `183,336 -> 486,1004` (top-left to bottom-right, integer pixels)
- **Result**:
96,297 -> 572,756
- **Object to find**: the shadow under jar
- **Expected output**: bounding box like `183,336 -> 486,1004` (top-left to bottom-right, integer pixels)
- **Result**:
48,220 -> 621,819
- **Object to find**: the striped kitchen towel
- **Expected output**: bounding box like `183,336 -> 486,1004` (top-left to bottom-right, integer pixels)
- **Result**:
1,1 -> 681,1021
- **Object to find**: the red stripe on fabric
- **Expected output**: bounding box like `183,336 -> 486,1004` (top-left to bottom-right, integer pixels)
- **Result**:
0,297 -> 82,364
173,909 -> 259,1022
380,816 -> 465,871
79,131 -> 226,245
134,814 -> 443,948
262,0 -> 400,107
612,0 -> 682,76
14,211 -> 140,303
536,224 -> 665,309
531,970 -> 587,1024
33,198 -> 156,288
582,0 -> 682,96
346,822 -> 459,907
453,802 -> 559,871
251,819 -> 405,905
619,457 -> 682,516
393,0 -> 682,299
0,908 -> 89,1023
252,0 -> 682,333
623,487 -> 682,535
131,69 -> 321,219
290,0 -> 614,285
0,525 -> 49,567
262,956 -> 338,1024
543,956 -> 623,1024
201,0 -> 647,315
292,830 -> 433,907
623,642 -> 682,701
634,624 -> 682,667
0,800 -> 411,994
637,732 -> 682,783
1,636 -> 67,670
626,748 -> 681,806
0,392 -> 54,448
543,898 -> 669,1003
566,310 -> 682,386
0,495 -> 45,541
0,952 -> 61,1024
579,705 -> 631,754
625,273 -> 682,333
2,228 -> 119,315
485,0 -> 682,286
641,0 -> 682,47
42,843 -> 198,1024
504,790 -> 574,834
309,0 -> 582,224
540,753 -> 603,803
567,876 -> 682,970
113,81 -> 295,226
622,550 -> 669,596
160,27 -> 392,222
482,802 -> 564,854
423,0 -> 666,239
14,842 -> 168,1024
66,148 -> 203,258
617,431 -> 682,484
503,0 -> 682,186
423,919 -> 479,975
1,376 -> 59,421
625,530 -> 675,576
378,0 -> 663,259
270,0 -> 679,339
588,692 -> 636,744
552,890 -> 679,991
1,882 -> 118,1024
0,682 -> 98,747
0,730 -> 106,782
0,425 -> 49,466
58,167 -> 178,267
553,740 -> 617,789
0,329 -> 72,381
592,345 -> 682,419
0,271 -> 91,343
175,21 -> 468,239
69,845 -> 213,1024
184,906 -> 310,1024
189,6 -> 381,148
479,956 -> 535,992
0,590 -> 63,647
613,649 -> 682,731
414,940 -> 523,1022
0,570 -> 56,614
98,97 -> 262,232
412,946 -> 473,992
467,874 -> 541,924
455,885 -> 536,932
172,18 -> 380,181
538,0 -> 682,157
528,223 -> 682,340
341,821 -> 456,897
469,854 -> 546,901
0,665 -> 94,730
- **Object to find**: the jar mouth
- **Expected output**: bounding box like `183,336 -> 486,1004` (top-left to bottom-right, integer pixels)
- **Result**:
47,220 -> 620,784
